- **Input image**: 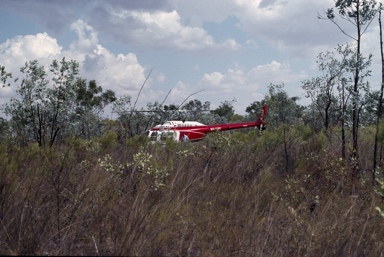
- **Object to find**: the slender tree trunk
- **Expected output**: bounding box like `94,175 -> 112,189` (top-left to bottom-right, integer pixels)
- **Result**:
374,4 -> 384,185
352,2 -> 361,175
283,123 -> 290,173
342,82 -> 346,159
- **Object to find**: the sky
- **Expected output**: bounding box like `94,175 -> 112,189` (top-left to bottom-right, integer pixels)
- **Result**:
0,0 -> 383,118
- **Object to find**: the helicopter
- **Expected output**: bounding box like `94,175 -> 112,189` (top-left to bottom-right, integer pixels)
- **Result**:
146,104 -> 268,143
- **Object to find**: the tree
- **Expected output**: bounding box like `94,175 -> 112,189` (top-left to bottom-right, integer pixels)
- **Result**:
112,95 -> 134,140
2,58 -> 113,146
181,99 -> 210,111
3,60 -> 49,146
210,99 -> 236,122
163,104 -> 178,111
246,100 -> 267,118
0,117 -> 10,142
112,95 -> 155,140
302,45 -> 351,130
75,80 -> 116,113
302,44 -> 356,159
46,58 -> 82,146
321,0 -> 378,164
374,3 -> 384,182
263,83 -> 304,173
263,83 -> 303,128
0,65 -> 12,87
180,99 -> 211,120
74,79 -> 116,139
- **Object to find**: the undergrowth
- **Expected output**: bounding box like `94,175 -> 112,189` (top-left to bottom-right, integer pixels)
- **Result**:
1,124 -> 384,256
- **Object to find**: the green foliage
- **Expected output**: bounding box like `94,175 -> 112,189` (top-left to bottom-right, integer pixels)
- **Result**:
332,0 -> 378,23
263,83 -> 304,127
125,134 -> 150,147
302,45 -> 351,129
2,59 -> 117,146
0,65 -> 12,87
245,100 -> 267,121
0,117 -> 10,141
130,147 -> 171,191
210,99 -> 236,121
179,99 -> 211,121
163,136 -> 179,150
297,124 -> 313,142
99,131 -> 118,149
204,131 -> 243,155
98,153 -> 126,174
75,80 -> 116,111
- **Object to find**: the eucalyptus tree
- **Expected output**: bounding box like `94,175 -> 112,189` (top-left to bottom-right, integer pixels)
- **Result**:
45,58 -> 84,146
374,4 -> 384,179
112,94 -> 133,140
0,65 -> 12,87
261,83 -> 304,173
302,45 -> 351,130
302,45 -> 353,159
2,58 -> 106,146
263,83 -> 303,128
321,0 -> 378,162
180,99 -> 211,121
3,60 -> 49,146
0,117 -> 10,142
245,100 -> 267,120
210,99 -> 236,122
360,90 -> 380,125
112,95 -> 154,139
73,79 -> 116,139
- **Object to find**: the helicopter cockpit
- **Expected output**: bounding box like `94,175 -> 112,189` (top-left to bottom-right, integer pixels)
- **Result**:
146,130 -> 180,142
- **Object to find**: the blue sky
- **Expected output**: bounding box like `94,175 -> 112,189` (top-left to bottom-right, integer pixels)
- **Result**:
0,0 -> 382,116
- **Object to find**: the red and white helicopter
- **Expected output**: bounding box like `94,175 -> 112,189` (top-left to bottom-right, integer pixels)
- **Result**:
146,105 -> 268,142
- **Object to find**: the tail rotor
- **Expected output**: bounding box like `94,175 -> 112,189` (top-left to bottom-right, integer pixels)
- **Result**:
257,104 -> 268,136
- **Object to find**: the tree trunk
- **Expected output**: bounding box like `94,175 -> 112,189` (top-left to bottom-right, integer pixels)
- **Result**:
374,4 -> 384,185
351,1 -> 362,175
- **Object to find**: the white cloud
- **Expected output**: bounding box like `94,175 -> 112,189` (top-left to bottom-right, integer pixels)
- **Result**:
172,0 -> 346,59
0,32 -> 62,103
198,61 -> 307,113
201,72 -> 224,87
92,7 -> 240,51
0,20 -> 155,112
4,0 -> 379,116
0,33 -> 61,70
69,20 -> 99,52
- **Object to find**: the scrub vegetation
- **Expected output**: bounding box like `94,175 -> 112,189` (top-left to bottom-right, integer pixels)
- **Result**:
2,0 -> 384,255
0,126 -> 384,256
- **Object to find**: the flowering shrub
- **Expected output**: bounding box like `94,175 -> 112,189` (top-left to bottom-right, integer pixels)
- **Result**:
131,148 -> 170,191
99,154 -> 125,174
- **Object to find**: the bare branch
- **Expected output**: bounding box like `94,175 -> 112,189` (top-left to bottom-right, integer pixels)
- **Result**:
132,67 -> 154,115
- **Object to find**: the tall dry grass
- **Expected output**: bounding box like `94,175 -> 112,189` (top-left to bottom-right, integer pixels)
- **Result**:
0,125 -> 384,256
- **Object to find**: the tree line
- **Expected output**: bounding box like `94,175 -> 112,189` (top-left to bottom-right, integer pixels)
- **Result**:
1,0 -> 384,181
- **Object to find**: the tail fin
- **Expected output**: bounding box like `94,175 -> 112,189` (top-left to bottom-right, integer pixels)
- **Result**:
256,104 -> 268,135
